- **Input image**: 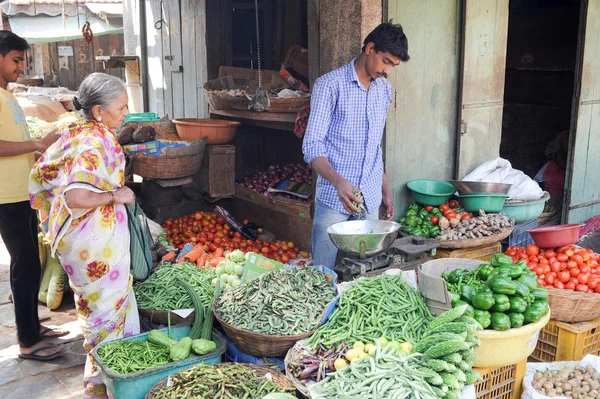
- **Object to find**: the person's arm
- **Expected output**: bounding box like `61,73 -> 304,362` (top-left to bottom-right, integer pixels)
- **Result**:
65,186 -> 134,209
302,78 -> 360,214
380,172 -> 395,220
0,133 -> 60,157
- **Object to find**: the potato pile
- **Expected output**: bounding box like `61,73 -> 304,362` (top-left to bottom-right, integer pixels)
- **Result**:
532,365 -> 600,399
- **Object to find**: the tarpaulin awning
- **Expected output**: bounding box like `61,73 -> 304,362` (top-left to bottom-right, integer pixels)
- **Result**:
8,14 -> 123,43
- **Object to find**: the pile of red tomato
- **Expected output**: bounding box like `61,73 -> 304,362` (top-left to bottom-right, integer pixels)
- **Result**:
505,244 -> 600,293
162,211 -> 309,263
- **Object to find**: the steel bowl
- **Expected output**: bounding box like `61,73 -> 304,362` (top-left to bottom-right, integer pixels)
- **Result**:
451,181 -> 512,195
326,220 -> 401,258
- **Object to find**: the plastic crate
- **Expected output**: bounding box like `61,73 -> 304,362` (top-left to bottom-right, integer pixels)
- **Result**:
220,330 -> 285,371
529,318 -> 600,362
501,219 -> 539,249
91,326 -> 226,399
474,359 -> 526,399
434,242 -> 502,261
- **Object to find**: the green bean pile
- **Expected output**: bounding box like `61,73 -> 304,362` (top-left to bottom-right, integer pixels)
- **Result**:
214,268 -> 336,336
134,262 -> 215,311
97,340 -> 171,374
314,346 -> 438,399
151,363 -> 295,398
307,275 -> 434,347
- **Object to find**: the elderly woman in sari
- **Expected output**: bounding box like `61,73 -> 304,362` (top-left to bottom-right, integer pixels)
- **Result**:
29,73 -> 140,398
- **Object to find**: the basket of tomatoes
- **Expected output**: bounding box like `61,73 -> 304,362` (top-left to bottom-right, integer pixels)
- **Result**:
505,244 -> 600,322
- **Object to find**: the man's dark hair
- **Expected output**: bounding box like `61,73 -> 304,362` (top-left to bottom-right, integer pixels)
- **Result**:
0,31 -> 29,57
362,22 -> 409,62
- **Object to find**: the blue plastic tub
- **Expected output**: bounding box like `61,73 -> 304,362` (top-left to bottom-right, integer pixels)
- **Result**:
91,326 -> 226,399
219,330 -> 285,371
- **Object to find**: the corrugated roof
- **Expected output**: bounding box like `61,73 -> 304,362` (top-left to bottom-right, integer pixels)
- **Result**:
1,0 -> 122,16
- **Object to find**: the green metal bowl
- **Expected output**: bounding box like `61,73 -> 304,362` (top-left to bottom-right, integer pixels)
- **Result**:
501,193 -> 550,223
406,180 -> 455,206
459,193 -> 507,213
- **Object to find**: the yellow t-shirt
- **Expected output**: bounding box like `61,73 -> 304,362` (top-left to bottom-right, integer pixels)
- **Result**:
0,88 -> 35,204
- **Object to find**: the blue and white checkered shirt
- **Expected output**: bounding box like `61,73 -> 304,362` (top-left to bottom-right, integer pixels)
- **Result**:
303,59 -> 392,215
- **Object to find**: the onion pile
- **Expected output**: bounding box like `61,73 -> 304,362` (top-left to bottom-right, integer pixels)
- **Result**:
240,163 -> 312,195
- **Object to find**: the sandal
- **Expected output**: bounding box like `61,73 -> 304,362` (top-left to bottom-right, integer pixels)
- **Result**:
18,344 -> 65,361
40,327 -> 69,339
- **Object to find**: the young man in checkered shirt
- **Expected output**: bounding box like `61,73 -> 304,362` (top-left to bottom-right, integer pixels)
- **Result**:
302,23 -> 409,268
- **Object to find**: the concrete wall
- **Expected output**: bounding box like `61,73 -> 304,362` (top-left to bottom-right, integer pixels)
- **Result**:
123,0 -> 144,113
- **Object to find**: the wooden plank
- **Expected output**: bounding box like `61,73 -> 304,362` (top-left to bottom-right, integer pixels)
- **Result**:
165,0 -> 184,119
146,0 -> 166,116
210,109 -> 296,131
456,0 -> 509,179
307,0 -> 320,86
160,0 -> 174,118
194,0 -> 209,118
564,0 -> 600,223
385,0 -> 461,215
235,184 -> 312,219
181,0 -> 198,118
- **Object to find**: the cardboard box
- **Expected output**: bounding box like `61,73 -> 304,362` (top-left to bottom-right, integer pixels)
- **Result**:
417,258 -> 487,315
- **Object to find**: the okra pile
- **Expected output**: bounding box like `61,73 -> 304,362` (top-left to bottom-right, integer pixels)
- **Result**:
443,253 -> 549,330
214,267 -> 336,336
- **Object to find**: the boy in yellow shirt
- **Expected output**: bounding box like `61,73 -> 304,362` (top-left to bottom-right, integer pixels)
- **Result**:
0,31 -> 65,360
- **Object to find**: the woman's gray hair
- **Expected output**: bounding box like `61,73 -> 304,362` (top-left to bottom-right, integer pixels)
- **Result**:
72,73 -> 126,119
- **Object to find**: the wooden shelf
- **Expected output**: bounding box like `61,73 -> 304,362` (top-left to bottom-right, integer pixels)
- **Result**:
210,109 -> 296,131
234,183 -> 312,219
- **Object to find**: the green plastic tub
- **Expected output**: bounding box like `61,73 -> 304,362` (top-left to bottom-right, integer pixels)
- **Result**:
459,193 -> 507,213
123,113 -> 159,124
91,326 -> 226,399
406,179 -> 455,206
501,192 -> 550,223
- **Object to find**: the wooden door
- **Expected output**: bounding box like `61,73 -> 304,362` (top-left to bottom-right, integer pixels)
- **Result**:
456,0 -> 509,179
563,0 -> 600,223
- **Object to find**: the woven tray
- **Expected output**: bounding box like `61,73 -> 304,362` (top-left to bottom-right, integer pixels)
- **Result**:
400,226 -> 514,249
546,287 -> 600,323
144,363 -> 296,398
138,308 -> 195,325
284,339 -> 314,398
267,96 -> 310,113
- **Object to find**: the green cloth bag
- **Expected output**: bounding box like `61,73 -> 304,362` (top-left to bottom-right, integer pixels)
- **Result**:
125,199 -> 153,280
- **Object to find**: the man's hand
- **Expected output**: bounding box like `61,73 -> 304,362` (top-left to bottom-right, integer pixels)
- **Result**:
334,178 -> 362,215
380,192 -> 395,220
36,132 -> 60,152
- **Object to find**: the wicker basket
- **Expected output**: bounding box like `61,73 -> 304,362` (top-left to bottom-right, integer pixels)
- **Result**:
284,340 -> 315,398
144,363 -> 296,398
547,287 -> 600,323
213,301 -> 321,358
138,308 -> 195,325
266,96 -> 310,113
131,138 -> 207,180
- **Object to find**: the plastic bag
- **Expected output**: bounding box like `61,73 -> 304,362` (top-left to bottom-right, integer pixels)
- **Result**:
521,354 -> 600,399
462,157 -> 544,201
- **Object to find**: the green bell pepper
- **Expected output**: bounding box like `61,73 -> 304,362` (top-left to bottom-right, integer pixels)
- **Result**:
432,208 -> 442,216
399,217 -> 407,224
513,280 -> 531,298
447,269 -> 467,284
523,301 -> 549,324
422,228 -> 431,238
509,296 -> 528,313
488,276 -> 517,295
418,208 -> 430,218
490,312 -> 511,331
403,226 -> 414,234
497,265 -> 523,279
406,216 -> 419,227
450,292 -> 461,306
532,287 -> 549,302
416,218 -> 423,225
409,203 -> 420,212
460,285 -> 478,303
477,264 -> 495,281
508,312 -> 525,328
407,210 -> 418,217
473,309 -> 492,329
412,228 -> 423,236
472,291 -> 495,310
518,274 -> 538,291
430,226 -> 441,237
453,300 -> 475,318
515,259 -> 528,270
491,294 -> 510,312
491,253 -> 514,267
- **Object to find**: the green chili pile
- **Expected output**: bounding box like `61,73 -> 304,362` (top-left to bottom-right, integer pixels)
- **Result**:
214,268 -> 336,336
151,363 -> 295,398
313,346 -> 439,399
307,275 -> 434,348
97,340 -> 171,374
134,262 -> 215,311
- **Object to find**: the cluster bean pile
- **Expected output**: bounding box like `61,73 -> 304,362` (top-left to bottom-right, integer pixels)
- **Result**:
151,363 -> 294,398
97,341 -> 171,374
214,268 -> 336,335
134,262 -> 215,311
307,275 -> 434,347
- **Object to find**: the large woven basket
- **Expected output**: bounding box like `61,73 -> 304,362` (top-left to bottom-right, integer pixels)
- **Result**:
213,301 -> 321,358
547,287 -> 600,323
284,339 -> 315,398
144,363 -> 296,398
131,138 -> 207,180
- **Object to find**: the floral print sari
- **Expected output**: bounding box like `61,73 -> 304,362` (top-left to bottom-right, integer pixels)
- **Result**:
29,120 -> 139,398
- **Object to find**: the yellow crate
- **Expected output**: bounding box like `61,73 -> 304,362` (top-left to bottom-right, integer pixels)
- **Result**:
529,318 -> 600,362
474,359 -> 526,399
434,242 -> 502,261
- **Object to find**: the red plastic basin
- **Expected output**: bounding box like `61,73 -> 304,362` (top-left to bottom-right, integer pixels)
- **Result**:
527,224 -> 584,248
